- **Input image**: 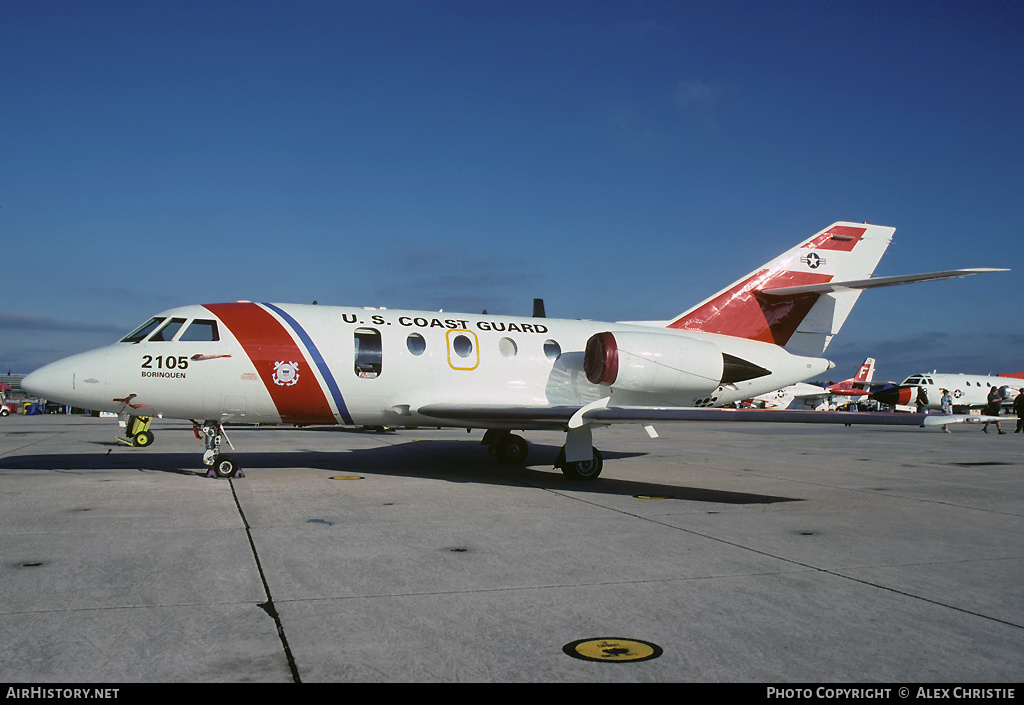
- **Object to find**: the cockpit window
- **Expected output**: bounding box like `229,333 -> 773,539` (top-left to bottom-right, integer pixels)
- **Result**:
121,317 -> 165,344
149,318 -> 186,342
180,319 -> 220,342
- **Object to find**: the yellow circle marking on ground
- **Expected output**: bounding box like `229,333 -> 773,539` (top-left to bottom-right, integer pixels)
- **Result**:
563,638 -> 663,663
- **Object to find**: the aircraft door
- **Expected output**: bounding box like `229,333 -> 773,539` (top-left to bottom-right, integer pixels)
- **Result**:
354,328 -> 382,378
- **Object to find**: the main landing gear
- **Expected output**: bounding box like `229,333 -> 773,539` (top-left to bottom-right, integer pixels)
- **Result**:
194,421 -> 243,478
554,423 -> 604,481
554,446 -> 604,481
482,430 -> 529,465
482,429 -> 605,481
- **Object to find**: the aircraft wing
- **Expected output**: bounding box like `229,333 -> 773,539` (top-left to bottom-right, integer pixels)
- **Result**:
417,404 -> 577,429
417,403 -> 968,428
759,268 -> 1008,296
789,390 -> 831,400
584,407 -> 958,427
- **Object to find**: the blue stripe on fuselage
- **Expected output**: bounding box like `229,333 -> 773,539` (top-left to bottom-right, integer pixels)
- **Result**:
262,303 -> 354,425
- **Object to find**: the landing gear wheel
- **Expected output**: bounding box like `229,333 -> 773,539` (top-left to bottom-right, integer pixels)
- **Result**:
197,421 -> 242,478
556,447 -> 604,481
132,430 -> 154,447
494,434 -> 529,465
211,455 -> 239,478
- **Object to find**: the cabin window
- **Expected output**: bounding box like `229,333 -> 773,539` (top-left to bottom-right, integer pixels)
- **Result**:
446,330 -> 479,370
406,333 -> 426,356
180,319 -> 220,342
544,339 -> 561,361
355,328 -> 382,378
499,337 -> 517,359
452,334 -> 474,358
149,318 -> 186,342
121,317 -> 165,344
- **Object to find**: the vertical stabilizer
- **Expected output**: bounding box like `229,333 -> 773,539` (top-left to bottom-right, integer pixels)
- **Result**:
667,222 -> 894,355
854,357 -> 876,386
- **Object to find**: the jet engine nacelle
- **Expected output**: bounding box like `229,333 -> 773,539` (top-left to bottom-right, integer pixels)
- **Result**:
584,331 -> 724,396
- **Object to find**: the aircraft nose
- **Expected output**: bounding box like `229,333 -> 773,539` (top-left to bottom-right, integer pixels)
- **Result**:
21,350 -> 108,407
870,385 -> 908,406
22,360 -> 74,403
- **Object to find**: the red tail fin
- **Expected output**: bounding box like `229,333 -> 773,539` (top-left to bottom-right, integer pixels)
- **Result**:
667,223 -> 893,353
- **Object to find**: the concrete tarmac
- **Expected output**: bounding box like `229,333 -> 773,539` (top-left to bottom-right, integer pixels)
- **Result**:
1,414 -> 1022,683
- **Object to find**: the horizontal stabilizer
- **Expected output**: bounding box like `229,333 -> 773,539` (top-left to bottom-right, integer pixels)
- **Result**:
760,268 -> 1008,296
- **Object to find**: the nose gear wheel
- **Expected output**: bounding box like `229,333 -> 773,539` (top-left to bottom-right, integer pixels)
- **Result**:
195,421 -> 244,478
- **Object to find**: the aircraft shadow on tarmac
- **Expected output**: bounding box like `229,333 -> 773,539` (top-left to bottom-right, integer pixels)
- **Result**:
0,435 -> 800,506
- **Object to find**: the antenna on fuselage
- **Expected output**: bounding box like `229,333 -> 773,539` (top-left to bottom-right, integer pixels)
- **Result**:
533,298 -> 546,318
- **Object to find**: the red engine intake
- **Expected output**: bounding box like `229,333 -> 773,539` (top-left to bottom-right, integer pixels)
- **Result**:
582,330 -> 728,397
584,331 -> 618,386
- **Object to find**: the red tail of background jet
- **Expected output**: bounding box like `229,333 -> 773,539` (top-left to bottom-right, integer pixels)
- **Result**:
827,357 -> 876,396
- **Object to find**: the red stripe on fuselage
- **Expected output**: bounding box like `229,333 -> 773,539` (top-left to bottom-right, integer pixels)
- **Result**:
203,303 -> 336,424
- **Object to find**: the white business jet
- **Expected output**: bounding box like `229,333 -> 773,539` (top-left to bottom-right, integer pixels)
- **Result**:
22,222 -> 1005,480
747,357 -> 876,410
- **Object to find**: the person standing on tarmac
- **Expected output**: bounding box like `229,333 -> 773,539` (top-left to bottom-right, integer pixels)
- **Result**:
982,385 -> 1006,434
940,389 -> 953,434
1013,388 -> 1024,434
915,387 -> 929,414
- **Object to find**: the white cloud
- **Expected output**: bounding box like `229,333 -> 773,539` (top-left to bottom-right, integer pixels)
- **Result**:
672,79 -> 728,129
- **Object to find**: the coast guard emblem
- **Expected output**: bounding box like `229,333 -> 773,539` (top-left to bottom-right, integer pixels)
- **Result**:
272,361 -> 300,386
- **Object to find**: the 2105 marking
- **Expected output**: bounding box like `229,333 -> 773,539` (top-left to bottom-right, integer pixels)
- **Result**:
142,355 -> 190,370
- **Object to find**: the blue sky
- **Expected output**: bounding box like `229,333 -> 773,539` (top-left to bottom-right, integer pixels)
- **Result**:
2,0 -> 1021,383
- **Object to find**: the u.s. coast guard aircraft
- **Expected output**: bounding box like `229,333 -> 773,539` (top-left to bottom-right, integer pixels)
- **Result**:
22,222 -> 1005,480
871,372 -> 1023,412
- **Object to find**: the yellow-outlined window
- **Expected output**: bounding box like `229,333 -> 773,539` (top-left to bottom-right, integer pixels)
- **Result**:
446,329 -> 479,371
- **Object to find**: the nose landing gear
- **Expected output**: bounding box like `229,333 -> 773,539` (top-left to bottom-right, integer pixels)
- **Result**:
194,421 -> 243,478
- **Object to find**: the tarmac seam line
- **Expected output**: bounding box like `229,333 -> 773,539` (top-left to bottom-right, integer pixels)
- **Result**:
228,477 -> 303,684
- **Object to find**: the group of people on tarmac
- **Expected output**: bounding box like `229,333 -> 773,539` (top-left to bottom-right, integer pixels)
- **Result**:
933,385 -> 1024,434
977,385 -> 1024,435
